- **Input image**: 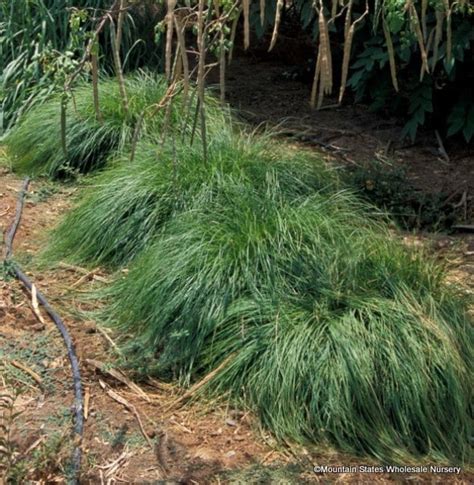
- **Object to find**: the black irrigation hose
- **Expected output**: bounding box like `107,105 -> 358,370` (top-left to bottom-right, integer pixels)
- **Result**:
3,177 -> 83,483
4,177 -> 30,260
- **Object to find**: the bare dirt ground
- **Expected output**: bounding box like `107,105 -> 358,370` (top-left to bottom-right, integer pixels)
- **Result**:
220,54 -> 474,223
0,171 -> 301,483
0,64 -> 473,483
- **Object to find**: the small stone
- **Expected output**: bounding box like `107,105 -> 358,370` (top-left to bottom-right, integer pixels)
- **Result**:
225,418 -> 237,427
83,322 -> 97,334
210,427 -> 222,436
435,238 -> 451,249
229,409 -> 244,419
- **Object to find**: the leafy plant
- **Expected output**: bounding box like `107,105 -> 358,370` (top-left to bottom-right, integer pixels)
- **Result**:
345,3 -> 474,141
249,1 -> 474,142
447,89 -> 474,142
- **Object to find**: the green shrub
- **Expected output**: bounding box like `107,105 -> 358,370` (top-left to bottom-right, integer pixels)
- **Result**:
5,72 -> 223,177
104,181 -> 472,463
46,131 -> 337,266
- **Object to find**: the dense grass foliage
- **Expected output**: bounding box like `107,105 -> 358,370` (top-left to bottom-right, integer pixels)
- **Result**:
44,119 -> 472,462
34,70 -> 472,464
0,0 -> 163,131
46,131 -> 337,266
4,0 -> 472,470
105,180 -> 472,462
5,73 -> 223,177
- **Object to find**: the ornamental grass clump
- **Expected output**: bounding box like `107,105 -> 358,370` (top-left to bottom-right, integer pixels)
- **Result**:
5,72 -> 224,177
105,182 -> 472,463
46,130 -> 338,267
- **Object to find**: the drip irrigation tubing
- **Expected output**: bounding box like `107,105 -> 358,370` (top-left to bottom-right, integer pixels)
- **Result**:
3,177 -> 83,483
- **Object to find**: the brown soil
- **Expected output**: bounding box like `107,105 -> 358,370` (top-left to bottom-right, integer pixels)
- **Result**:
0,172 -> 292,483
218,54 -> 474,223
0,84 -> 473,483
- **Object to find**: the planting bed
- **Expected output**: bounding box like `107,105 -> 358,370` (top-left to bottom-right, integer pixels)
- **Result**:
1,68 -> 473,481
1,169 -> 473,482
2,2 -> 473,482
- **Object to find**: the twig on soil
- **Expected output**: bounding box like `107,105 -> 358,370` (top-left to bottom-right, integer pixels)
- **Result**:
86,359 -> 149,402
452,191 -> 468,221
452,224 -> 474,232
69,269 -> 102,289
96,447 -> 134,479
22,436 -> 45,457
147,378 -> 176,392
273,128 -> 356,164
58,261 -> 91,274
10,360 -> 43,387
260,450 -> 276,464
317,102 -> 343,111
435,129 -> 450,164
3,178 -> 84,484
58,261 -> 108,283
31,284 -> 47,328
169,418 -> 193,434
96,326 -> 122,355
98,379 -> 154,450
278,118 -> 361,136
163,353 -> 235,413
84,386 -> 91,421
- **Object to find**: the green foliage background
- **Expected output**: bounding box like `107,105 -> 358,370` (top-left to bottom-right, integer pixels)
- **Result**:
0,0 -> 162,132
2,1 -> 473,140
257,0 -> 474,141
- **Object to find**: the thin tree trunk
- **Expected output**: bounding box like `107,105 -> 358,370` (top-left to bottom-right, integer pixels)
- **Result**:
91,46 -> 103,124
110,0 -> 129,114
197,0 -> 207,162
